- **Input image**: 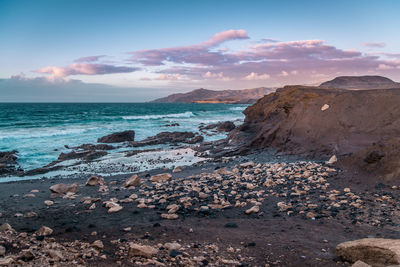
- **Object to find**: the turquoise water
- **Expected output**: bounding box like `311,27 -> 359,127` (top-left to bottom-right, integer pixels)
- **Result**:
0,103 -> 246,171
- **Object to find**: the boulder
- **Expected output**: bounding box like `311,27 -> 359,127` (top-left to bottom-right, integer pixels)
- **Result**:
336,238 -> 400,266
50,183 -> 78,195
123,174 -> 141,187
150,173 -> 172,183
128,243 -> 158,258
98,130 -> 135,143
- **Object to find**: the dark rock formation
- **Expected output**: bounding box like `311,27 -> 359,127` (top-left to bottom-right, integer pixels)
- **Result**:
0,150 -> 23,175
131,132 -> 204,147
152,87 -> 274,104
199,121 -> 236,133
319,75 -> 400,90
58,150 -> 107,161
66,143 -> 115,150
229,85 -> 400,181
98,130 -> 135,143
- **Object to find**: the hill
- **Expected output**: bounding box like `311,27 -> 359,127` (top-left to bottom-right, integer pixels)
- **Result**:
151,87 -> 275,104
319,75 -> 400,89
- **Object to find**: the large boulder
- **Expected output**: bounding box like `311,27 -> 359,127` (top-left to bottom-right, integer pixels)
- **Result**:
98,130 -> 135,143
50,183 -> 78,195
336,238 -> 400,266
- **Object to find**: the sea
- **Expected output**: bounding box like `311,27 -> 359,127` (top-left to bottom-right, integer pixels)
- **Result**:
0,103 -> 247,181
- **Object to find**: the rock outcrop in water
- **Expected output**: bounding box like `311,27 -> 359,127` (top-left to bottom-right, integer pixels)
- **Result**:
229,85 -> 400,181
0,151 -> 23,176
98,130 -> 135,143
151,87 -> 274,104
131,131 -> 203,147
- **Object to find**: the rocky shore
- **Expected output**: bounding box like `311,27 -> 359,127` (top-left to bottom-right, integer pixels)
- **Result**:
1,77 -> 400,266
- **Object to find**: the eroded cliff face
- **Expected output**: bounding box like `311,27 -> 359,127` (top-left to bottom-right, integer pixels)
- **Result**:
229,86 -> 400,181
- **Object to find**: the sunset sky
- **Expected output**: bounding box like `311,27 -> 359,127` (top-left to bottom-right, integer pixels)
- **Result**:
1,0 -> 400,101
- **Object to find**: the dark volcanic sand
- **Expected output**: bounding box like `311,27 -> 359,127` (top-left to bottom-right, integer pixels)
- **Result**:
1,151 -> 400,266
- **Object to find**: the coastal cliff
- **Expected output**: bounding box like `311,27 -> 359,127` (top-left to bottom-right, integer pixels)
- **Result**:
229,85 -> 400,181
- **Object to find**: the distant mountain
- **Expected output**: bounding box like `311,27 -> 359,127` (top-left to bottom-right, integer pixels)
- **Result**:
319,75 -> 400,90
151,87 -> 275,104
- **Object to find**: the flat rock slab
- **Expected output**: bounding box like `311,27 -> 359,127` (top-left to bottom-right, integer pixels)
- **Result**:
336,238 -> 400,266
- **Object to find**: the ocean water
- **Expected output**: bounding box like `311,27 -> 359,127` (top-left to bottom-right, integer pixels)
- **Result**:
0,103 -> 247,173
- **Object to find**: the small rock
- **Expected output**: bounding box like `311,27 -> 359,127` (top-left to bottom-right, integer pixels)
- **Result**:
123,174 -> 141,187
47,250 -> 64,261
0,245 -> 5,256
150,173 -> 172,183
44,200 -> 54,206
108,204 -> 123,213
36,226 -> 53,236
240,161 -> 254,168
128,243 -> 158,258
321,104 -> 330,111
0,257 -> 14,265
0,223 -> 13,232
92,240 -> 104,250
164,242 -> 181,251
351,260 -> 372,267
86,175 -> 104,186
20,249 -> 35,261
326,155 -> 337,165
161,213 -> 178,220
173,166 -> 183,173
245,205 -> 260,214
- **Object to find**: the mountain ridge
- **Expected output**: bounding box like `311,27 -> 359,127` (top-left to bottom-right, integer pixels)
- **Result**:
151,87 -> 275,104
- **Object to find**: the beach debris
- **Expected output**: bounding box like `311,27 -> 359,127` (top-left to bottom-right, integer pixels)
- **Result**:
336,238 -> 400,266
86,175 -> 105,186
123,174 -> 141,187
50,183 -> 78,195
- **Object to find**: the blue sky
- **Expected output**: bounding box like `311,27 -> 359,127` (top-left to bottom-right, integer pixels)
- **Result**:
1,0 -> 400,101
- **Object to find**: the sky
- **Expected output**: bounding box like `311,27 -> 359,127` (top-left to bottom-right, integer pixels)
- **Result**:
1,0 -> 400,102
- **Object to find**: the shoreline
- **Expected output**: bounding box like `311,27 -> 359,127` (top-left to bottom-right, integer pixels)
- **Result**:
1,148 -> 399,266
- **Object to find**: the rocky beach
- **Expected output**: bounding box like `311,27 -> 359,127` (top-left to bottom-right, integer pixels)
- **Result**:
1,76 -> 400,266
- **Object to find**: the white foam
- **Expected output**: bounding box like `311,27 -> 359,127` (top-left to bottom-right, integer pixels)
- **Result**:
122,111 -> 194,120
229,106 -> 247,111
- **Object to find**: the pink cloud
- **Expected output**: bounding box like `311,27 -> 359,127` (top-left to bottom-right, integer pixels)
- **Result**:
35,63 -> 139,78
363,42 -> 386,48
74,55 -> 106,63
244,72 -> 270,80
130,29 -> 248,66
